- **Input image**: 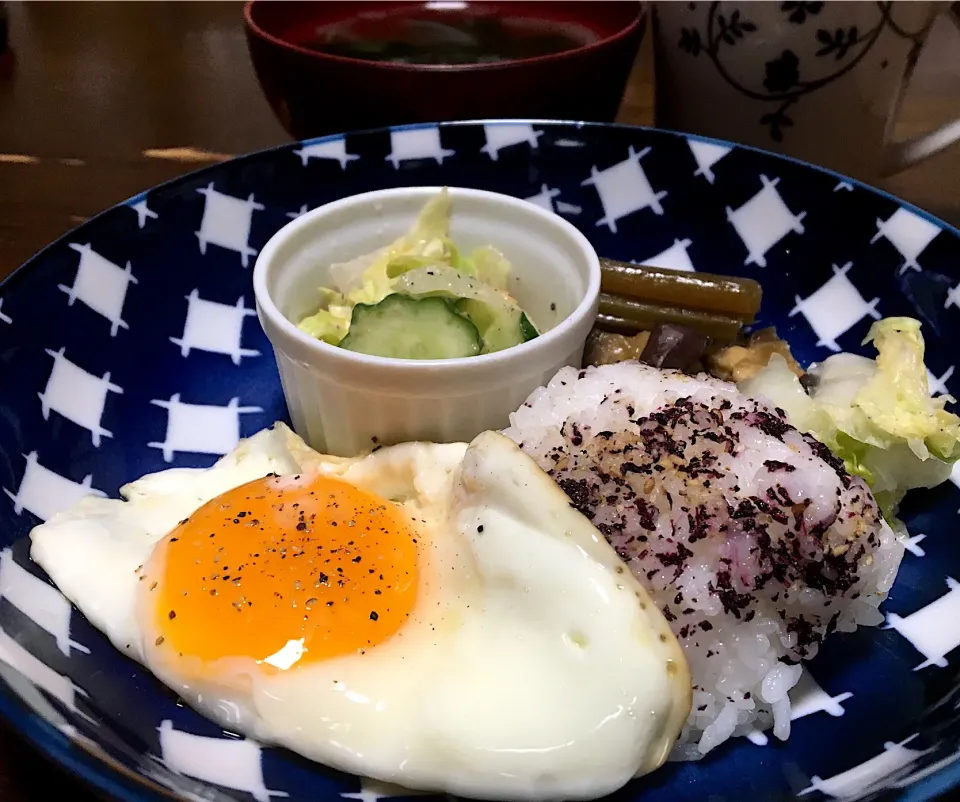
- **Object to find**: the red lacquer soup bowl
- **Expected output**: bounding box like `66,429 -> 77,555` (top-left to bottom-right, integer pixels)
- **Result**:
244,1 -> 646,138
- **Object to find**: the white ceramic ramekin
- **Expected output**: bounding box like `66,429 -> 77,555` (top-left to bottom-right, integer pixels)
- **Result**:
253,186 -> 600,457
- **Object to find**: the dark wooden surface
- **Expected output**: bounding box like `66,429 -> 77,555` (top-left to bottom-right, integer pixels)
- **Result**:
0,723 -> 99,801
1,2 -> 959,800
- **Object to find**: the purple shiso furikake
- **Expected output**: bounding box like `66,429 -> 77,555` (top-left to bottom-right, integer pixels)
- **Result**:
538,392 -> 882,662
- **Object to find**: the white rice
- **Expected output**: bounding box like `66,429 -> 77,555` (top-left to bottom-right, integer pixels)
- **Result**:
504,363 -> 904,759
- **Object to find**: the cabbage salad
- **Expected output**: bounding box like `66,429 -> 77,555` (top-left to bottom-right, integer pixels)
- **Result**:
297,188 -> 538,360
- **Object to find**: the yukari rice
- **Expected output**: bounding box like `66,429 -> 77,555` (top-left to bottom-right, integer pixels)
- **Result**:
504,362 -> 904,759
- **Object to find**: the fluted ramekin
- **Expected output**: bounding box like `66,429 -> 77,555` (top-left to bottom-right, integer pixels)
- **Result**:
253,186 -> 600,457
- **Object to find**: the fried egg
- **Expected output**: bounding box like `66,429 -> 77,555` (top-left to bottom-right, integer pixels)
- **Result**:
30,424 -> 690,800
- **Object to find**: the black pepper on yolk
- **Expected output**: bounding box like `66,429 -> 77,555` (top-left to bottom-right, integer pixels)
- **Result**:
143,473 -> 419,667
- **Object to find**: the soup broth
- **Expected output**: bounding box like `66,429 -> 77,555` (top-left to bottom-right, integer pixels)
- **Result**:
301,5 -> 598,65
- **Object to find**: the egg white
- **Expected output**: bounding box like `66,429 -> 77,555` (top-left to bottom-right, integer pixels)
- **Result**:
30,424 -> 690,800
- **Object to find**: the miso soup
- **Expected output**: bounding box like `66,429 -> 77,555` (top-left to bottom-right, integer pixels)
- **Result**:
302,5 -> 598,65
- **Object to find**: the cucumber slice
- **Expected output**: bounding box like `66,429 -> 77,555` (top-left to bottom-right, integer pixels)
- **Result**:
455,299 -> 540,354
393,265 -> 539,355
520,313 -> 539,343
338,294 -> 481,360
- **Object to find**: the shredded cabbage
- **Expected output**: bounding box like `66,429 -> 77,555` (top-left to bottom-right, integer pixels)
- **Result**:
393,264 -> 516,310
297,188 -> 522,346
740,317 -> 960,519
295,288 -> 353,345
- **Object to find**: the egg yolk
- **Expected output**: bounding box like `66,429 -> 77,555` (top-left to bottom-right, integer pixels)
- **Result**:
144,473 -> 419,668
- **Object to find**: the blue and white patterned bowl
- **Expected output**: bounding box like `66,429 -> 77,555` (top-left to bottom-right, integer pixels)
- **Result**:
2,120 -> 960,802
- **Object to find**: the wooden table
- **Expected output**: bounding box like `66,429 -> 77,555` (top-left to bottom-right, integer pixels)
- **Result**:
0,3 -> 959,800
